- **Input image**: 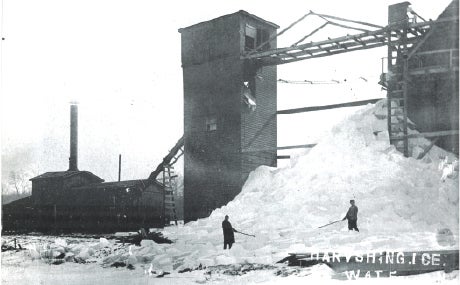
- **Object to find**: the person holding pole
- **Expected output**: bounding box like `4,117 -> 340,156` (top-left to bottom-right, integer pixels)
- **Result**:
342,199 -> 359,232
222,215 -> 236,249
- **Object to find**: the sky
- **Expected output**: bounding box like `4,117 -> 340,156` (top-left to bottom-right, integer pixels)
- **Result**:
0,0 -> 452,188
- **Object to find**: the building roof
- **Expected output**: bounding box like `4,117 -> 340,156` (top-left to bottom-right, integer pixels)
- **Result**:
438,0 -> 458,19
30,171 -> 104,182
179,10 -> 279,33
2,196 -> 33,208
73,179 -> 162,191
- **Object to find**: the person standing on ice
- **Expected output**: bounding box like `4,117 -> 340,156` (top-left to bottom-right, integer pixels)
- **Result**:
342,200 -> 359,232
222,215 -> 236,249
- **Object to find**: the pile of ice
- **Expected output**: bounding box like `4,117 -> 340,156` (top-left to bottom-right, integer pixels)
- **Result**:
159,99 -> 458,270
23,100 -> 459,273
25,237 -> 124,265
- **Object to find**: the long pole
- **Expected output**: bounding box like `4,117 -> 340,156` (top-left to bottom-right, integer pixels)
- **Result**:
318,220 -> 342,228
235,230 -> 255,237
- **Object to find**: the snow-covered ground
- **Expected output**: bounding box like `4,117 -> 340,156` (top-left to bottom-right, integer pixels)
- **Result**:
2,235 -> 459,284
2,100 -> 458,284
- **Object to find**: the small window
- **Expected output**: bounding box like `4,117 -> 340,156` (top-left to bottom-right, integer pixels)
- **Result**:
245,24 -> 256,51
206,117 -> 217,131
243,81 -> 256,111
257,28 -> 270,51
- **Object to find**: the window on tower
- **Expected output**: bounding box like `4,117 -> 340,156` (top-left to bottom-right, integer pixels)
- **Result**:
245,24 -> 270,51
245,24 -> 256,51
256,28 -> 270,51
206,117 -> 217,132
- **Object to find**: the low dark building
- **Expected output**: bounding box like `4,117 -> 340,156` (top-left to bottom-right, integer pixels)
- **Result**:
2,104 -> 165,233
2,177 -> 164,233
30,171 -> 104,205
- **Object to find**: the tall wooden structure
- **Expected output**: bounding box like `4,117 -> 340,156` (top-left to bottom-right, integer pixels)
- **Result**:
386,1 -> 459,156
179,11 -> 278,222
243,1 -> 458,157
386,2 -> 413,157
405,0 -> 459,154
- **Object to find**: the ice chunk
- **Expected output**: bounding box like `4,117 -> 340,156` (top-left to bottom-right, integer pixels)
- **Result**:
99,238 -> 110,248
54,238 -> 67,248
140,239 -> 155,247
29,247 -> 40,260
64,252 -> 75,262
76,247 -> 94,261
126,254 -> 137,265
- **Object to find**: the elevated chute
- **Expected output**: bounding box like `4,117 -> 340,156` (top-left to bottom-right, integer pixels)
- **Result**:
148,136 -> 184,182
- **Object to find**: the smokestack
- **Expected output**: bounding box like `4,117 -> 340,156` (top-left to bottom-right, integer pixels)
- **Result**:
68,103 -> 78,171
118,154 -> 121,181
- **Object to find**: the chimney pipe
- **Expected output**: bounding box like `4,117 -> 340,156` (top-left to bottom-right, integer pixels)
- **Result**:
118,154 -> 121,182
68,103 -> 78,171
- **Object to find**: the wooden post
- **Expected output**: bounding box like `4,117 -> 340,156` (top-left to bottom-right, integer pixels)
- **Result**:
162,168 -> 166,227
401,12 -> 410,158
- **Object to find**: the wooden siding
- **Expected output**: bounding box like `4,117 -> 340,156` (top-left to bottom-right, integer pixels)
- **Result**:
407,0 -> 459,154
182,13 -> 243,222
240,15 -> 278,184
3,181 -> 164,233
182,12 -> 278,222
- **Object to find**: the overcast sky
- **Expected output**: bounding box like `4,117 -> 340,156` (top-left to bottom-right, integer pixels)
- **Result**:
0,0 -> 452,185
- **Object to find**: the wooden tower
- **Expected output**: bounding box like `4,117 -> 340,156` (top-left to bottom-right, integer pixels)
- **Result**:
179,11 -> 279,222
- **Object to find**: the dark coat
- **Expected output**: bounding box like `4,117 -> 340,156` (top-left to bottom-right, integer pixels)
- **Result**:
345,205 -> 358,221
222,220 -> 235,243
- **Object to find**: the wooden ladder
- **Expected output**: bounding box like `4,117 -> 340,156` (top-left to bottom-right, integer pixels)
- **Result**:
162,164 -> 178,226
387,20 -> 410,157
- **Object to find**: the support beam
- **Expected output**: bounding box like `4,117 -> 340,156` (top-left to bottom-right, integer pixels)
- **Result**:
292,22 -> 329,46
277,98 -> 381,115
260,35 -> 421,66
244,27 -> 394,59
251,11 -> 313,53
409,65 -> 459,76
262,41 -> 388,66
277,155 -> 291,159
317,44 -> 331,53
277,144 -> 317,150
327,21 -> 370,33
407,27 -> 435,59
353,37 -> 366,46
390,130 -> 459,140
148,136 -> 184,181
311,12 -> 383,29
280,37 -> 387,59
243,17 -> 458,66
242,144 -> 317,153
374,35 -> 386,42
414,48 -> 459,56
417,137 -> 440,160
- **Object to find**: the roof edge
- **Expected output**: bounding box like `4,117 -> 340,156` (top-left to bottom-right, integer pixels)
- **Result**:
179,10 -> 279,33
30,170 -> 104,182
